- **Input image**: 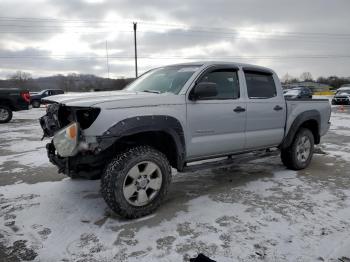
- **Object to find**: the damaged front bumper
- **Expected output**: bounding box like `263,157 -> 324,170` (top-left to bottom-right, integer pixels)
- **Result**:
46,141 -> 108,179
40,103 -> 107,178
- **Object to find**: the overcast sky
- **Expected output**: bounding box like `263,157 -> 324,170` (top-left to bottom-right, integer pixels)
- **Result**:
0,0 -> 349,79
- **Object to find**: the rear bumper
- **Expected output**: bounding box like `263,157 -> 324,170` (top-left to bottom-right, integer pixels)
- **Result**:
46,142 -> 107,179
12,102 -> 29,111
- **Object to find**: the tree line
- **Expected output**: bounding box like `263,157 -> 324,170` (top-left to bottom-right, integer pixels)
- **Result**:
281,72 -> 350,89
0,71 -> 134,92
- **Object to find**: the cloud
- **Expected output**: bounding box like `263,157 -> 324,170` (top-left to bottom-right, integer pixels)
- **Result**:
0,0 -> 349,78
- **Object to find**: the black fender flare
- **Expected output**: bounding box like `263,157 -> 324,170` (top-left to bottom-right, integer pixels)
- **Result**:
280,110 -> 321,149
97,115 -> 186,170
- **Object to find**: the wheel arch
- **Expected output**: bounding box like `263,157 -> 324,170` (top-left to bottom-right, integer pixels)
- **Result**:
280,110 -> 321,149
98,115 -> 186,171
31,99 -> 41,105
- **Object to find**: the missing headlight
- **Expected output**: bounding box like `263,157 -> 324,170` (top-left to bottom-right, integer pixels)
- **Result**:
76,108 -> 101,129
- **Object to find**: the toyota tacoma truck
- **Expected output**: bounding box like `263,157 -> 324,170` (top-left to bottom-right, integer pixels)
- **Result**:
39,62 -> 331,218
0,88 -> 30,123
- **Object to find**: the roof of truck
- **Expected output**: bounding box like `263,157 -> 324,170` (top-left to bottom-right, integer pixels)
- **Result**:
170,61 -> 275,73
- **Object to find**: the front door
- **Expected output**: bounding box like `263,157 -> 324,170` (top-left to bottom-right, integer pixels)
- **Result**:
186,67 -> 246,160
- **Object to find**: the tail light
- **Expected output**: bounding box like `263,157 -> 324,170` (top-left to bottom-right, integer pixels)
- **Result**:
21,91 -> 31,103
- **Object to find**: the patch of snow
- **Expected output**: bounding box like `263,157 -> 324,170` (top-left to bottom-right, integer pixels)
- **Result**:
12,108 -> 46,120
0,143 -> 49,167
322,143 -> 350,162
0,108 -> 49,168
1,166 -> 350,261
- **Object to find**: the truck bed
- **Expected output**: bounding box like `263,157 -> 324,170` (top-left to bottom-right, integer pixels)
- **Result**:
285,98 -> 331,138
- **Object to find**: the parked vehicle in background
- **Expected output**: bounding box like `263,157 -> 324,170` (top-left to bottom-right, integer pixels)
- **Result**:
39,62 -> 331,218
283,87 -> 313,99
30,89 -> 64,108
332,87 -> 350,105
0,88 -> 30,123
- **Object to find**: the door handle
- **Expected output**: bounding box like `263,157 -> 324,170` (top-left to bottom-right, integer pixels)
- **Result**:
233,106 -> 246,113
274,105 -> 283,111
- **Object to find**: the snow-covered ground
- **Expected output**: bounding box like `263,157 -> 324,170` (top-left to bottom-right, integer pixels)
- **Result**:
1,107 -> 350,261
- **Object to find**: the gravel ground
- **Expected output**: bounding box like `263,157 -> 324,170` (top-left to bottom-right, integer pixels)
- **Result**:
1,106 -> 350,261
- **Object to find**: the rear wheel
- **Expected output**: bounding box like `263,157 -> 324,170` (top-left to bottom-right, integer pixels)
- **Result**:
281,128 -> 314,170
101,146 -> 171,219
32,100 -> 41,108
0,106 -> 13,123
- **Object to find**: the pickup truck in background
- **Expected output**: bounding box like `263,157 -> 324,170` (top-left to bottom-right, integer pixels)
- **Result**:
0,88 -> 30,123
39,62 -> 331,218
30,89 -> 64,108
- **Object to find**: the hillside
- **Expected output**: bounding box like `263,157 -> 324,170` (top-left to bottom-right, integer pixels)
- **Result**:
0,74 -> 134,92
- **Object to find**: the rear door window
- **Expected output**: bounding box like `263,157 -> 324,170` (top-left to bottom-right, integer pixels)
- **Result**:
244,71 -> 277,99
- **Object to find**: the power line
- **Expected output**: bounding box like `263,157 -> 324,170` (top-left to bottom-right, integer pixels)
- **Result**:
0,30 -> 134,34
0,54 -> 349,60
0,30 -> 349,45
0,16 -> 350,38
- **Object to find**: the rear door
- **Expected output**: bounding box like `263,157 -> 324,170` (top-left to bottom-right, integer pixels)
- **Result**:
243,69 -> 286,149
186,66 -> 246,160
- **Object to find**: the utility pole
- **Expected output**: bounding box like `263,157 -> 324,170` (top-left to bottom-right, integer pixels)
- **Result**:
105,40 -> 110,79
133,22 -> 138,78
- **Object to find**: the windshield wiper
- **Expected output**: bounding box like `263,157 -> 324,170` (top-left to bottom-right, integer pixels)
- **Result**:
142,90 -> 161,94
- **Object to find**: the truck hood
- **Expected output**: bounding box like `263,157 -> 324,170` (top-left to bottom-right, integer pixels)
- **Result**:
43,90 -> 177,107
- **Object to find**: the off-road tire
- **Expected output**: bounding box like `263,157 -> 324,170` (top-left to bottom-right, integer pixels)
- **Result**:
101,146 -> 171,219
32,100 -> 41,108
0,106 -> 13,123
281,128 -> 314,170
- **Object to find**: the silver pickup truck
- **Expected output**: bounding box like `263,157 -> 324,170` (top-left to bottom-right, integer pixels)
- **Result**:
40,62 -> 331,218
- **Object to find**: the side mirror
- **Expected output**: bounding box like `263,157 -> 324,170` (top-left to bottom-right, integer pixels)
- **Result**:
190,82 -> 218,100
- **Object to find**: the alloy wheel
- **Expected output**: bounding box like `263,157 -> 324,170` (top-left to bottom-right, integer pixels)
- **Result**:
122,161 -> 163,207
0,108 -> 9,121
296,135 -> 311,163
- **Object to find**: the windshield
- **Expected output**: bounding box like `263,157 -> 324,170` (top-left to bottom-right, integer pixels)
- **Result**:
126,65 -> 201,94
284,89 -> 300,96
336,90 -> 350,95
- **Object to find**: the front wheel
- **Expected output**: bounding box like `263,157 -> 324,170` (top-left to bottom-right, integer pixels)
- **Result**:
101,146 -> 171,219
281,128 -> 314,170
0,106 -> 13,123
32,100 -> 41,108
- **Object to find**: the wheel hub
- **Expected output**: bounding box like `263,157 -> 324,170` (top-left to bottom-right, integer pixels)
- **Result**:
0,108 -> 9,121
296,135 -> 311,162
136,176 -> 149,189
123,161 -> 163,207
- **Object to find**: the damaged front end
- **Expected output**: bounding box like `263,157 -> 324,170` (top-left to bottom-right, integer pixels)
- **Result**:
40,104 -> 104,178
39,103 -> 100,139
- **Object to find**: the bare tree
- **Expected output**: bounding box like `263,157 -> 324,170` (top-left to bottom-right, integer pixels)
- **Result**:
281,73 -> 300,86
281,73 -> 293,84
7,71 -> 32,83
300,72 -> 313,82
